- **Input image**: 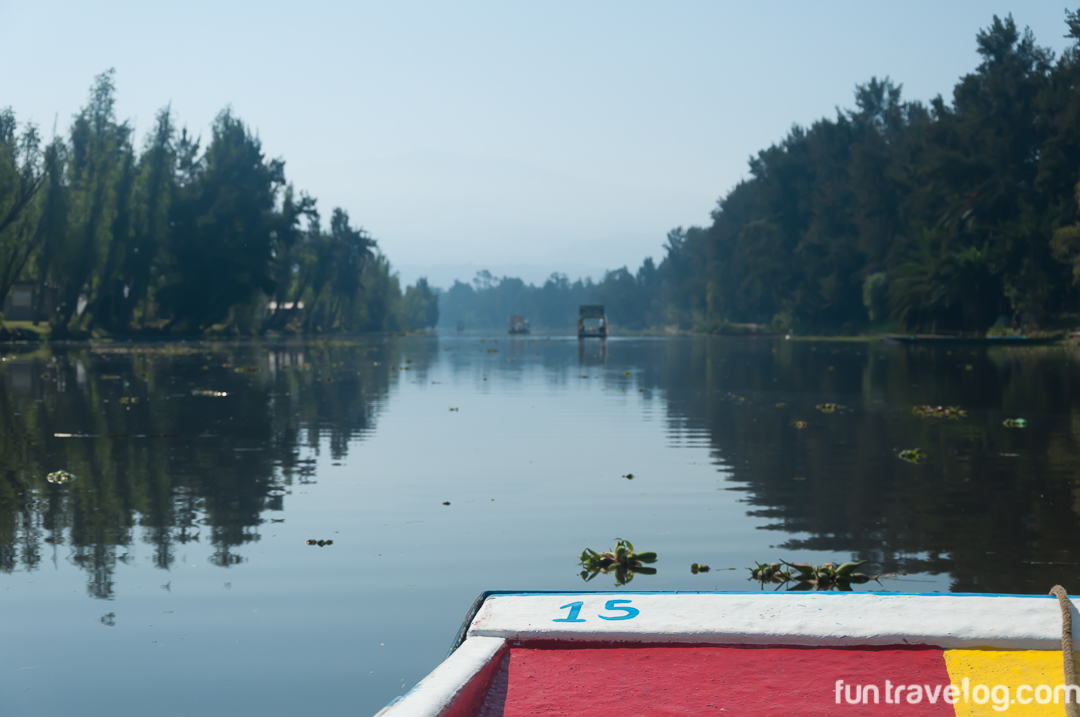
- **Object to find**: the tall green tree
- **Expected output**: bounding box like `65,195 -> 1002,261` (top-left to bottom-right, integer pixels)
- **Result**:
158,109 -> 285,331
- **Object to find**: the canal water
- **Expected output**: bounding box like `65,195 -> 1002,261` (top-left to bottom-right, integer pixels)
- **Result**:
1,335 -> 1078,715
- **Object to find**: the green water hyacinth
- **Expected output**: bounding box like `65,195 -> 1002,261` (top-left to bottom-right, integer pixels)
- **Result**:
898,448 -> 925,463
750,562 -> 792,583
912,405 -> 967,419
751,560 -> 876,591
782,560 -> 871,588
578,538 -> 657,586
45,470 -> 76,484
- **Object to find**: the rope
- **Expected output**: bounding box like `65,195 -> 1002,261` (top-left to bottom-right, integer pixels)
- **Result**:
1051,585 -> 1078,717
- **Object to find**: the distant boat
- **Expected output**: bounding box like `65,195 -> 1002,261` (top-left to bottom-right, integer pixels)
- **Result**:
578,305 -> 607,339
375,590 -> 1080,715
508,315 -> 530,335
884,334 -> 1059,346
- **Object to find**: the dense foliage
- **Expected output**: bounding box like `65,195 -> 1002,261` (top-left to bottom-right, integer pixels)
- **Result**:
443,13 -> 1080,335
0,71 -> 437,336
438,264 -> 661,332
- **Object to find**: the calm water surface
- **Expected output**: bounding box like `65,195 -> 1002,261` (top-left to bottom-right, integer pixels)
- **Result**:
2,335 -> 1080,715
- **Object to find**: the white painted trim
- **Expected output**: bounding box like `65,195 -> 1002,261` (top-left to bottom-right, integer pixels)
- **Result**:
467,593 -> 1080,650
375,636 -> 505,717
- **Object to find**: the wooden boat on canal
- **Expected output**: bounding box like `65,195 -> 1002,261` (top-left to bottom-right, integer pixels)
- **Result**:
578,305 -> 608,339
375,590 -> 1080,716
508,315 -> 530,335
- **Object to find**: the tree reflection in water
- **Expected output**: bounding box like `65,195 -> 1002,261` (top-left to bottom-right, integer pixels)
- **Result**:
2,336 -> 1080,598
0,338 -> 429,599
649,339 -> 1080,594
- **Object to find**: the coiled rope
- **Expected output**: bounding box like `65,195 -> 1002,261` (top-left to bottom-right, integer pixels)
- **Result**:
1051,585 -> 1078,717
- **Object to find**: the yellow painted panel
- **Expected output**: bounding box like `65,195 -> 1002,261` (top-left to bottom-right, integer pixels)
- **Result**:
943,649 -> 1078,716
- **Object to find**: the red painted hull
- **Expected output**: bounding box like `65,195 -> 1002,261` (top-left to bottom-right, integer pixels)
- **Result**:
467,644 -> 953,716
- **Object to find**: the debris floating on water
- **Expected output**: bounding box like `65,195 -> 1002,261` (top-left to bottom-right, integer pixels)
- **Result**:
305,539 -> 333,547
622,473 -> 634,480
751,560 -> 875,590
790,420 -> 808,429
912,405 -> 967,419
898,448 -> 926,463
1002,418 -> 1027,428
579,538 -> 657,587
46,470 -> 76,484
442,501 -> 450,505
690,563 -> 710,574
191,389 -> 228,397
815,403 -> 845,413
750,562 -> 792,584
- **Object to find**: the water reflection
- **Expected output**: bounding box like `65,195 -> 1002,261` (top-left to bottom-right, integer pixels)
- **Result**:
0,338 -> 434,598
5,336 -> 1080,715
645,339 -> 1080,594
3,337 -> 1080,601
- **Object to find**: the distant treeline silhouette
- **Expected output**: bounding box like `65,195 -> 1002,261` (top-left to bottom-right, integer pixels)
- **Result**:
442,13 -> 1080,335
0,71 -> 438,337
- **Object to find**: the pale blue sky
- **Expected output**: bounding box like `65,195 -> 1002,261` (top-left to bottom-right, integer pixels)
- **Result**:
2,1 -> 1075,288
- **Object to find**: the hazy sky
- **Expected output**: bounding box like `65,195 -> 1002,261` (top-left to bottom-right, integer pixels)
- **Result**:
3,1 -> 1076,288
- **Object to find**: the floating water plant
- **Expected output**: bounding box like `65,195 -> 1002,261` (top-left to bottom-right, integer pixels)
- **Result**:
750,560 -> 875,590
815,403 -> 845,413
898,448 -> 925,463
305,539 -> 333,547
578,538 -> 657,586
750,562 -> 793,584
790,420 -> 808,429
690,563 -> 710,574
1003,418 -> 1027,428
782,560 -> 872,588
912,405 -> 967,419
46,470 -> 76,484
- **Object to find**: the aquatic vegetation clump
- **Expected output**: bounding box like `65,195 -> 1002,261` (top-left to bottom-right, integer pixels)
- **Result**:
815,403 -> 845,413
305,539 -> 333,547
46,470 -> 76,484
690,563 -> 710,574
1003,418 -> 1028,428
912,405 -> 967,419
898,448 -> 926,463
790,420 -> 808,429
750,562 -> 793,584
579,538 -> 657,586
782,560 -> 872,589
750,560 -> 875,590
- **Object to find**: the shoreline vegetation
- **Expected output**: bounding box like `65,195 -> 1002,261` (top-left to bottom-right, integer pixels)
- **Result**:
8,14 -> 1080,345
0,71 -> 439,343
439,12 -> 1080,341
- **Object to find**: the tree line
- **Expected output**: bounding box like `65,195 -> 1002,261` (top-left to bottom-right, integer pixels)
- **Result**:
0,71 -> 438,338
442,12 -> 1080,335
